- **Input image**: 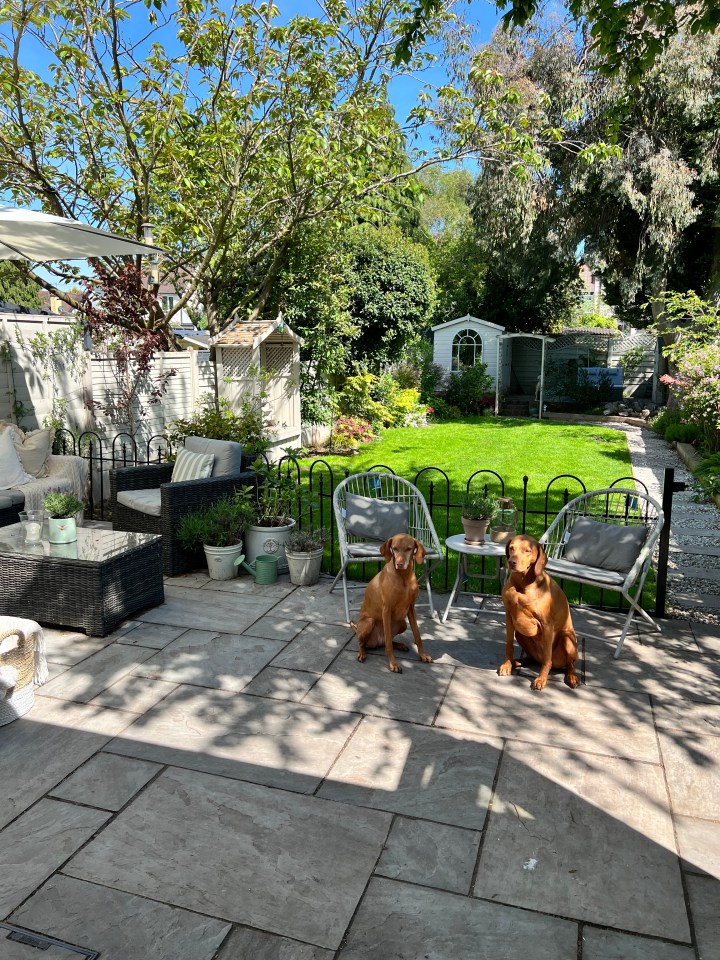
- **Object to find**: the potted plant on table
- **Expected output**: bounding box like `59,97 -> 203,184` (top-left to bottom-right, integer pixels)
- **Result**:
285,527 -> 330,586
460,491 -> 498,545
43,492 -> 84,544
177,494 -> 256,580
244,460 -> 299,573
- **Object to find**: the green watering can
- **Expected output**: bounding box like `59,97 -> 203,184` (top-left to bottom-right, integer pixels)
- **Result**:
235,553 -> 278,584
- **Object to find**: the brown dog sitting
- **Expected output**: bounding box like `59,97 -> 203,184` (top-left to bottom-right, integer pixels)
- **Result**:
498,534 -> 580,691
352,534 -> 433,673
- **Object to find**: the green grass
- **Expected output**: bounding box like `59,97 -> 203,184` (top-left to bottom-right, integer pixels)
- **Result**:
300,416 -> 633,535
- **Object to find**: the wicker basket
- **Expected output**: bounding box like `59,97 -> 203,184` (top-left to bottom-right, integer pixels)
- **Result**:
0,627 -> 35,725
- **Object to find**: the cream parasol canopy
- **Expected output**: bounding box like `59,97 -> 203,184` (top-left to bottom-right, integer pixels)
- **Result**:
0,207 -> 165,262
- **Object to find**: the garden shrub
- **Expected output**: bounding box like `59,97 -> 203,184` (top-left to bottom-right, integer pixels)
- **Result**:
428,397 -> 462,421
420,360 -> 447,401
336,373 -> 387,427
301,377 -> 337,425
329,416 -> 375,450
664,422 -> 702,444
166,394 -> 270,454
445,362 -> 494,414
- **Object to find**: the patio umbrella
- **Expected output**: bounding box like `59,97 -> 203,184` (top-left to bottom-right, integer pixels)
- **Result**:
0,207 -> 164,262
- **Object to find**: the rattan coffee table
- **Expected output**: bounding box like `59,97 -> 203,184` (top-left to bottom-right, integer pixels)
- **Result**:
0,524 -> 164,637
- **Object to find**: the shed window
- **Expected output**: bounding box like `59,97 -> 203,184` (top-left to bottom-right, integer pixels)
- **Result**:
452,329 -> 483,371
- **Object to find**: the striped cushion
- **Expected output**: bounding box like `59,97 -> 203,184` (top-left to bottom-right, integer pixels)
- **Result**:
171,447 -> 215,483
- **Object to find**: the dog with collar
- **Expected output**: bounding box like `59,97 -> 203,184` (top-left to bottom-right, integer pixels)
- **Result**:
351,534 -> 432,673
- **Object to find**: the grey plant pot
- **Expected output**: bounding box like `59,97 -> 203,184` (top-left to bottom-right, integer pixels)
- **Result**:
285,546 -> 324,586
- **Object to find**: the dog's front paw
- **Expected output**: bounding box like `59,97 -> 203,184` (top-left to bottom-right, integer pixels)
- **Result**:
357,652 -> 367,663
419,653 -> 433,663
388,661 -> 402,673
565,672 -> 580,689
530,676 -> 547,691
497,660 -> 514,676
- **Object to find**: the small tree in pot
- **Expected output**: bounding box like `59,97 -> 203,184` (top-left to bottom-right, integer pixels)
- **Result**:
43,492 -> 84,544
285,527 -> 330,586
460,491 -> 497,544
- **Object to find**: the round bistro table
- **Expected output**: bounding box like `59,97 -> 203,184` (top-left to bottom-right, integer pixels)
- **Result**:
442,534 -> 507,623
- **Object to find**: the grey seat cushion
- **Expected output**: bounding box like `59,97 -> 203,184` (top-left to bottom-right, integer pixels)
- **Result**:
546,557 -> 627,588
344,494 -> 409,542
184,437 -> 242,478
0,490 -> 26,509
116,488 -> 162,517
563,516 -> 647,573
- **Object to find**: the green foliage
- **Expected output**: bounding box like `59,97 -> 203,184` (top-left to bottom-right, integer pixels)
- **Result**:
176,494 -> 256,549
342,225 -> 436,369
300,378 -> 338,426
286,527 -> 330,552
664,422 -> 702,444
568,311 -> 619,331
42,492 -> 84,518
618,345 -> 647,377
445,363 -> 494,414
461,491 -> 498,520
656,291 -> 720,452
427,397 -> 461,421
336,373 -> 387,427
166,394 -> 270,456
0,263 -> 41,309
251,461 -> 299,526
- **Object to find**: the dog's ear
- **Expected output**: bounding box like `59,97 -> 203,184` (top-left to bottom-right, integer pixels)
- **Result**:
414,539 -> 426,564
380,538 -> 393,561
505,537 -> 514,560
533,542 -> 547,576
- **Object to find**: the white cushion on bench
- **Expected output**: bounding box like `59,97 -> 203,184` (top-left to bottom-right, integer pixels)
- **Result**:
116,488 -> 162,517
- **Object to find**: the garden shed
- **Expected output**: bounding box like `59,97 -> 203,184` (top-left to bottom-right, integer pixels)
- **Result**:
214,315 -> 303,459
431,315 -> 505,386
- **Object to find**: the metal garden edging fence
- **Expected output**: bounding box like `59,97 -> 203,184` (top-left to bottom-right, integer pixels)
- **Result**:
55,428 -> 675,620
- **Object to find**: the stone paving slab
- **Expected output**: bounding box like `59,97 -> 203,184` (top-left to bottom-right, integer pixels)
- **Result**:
9,874 -> 230,960
105,684 -> 362,793
63,766 -> 392,951
473,743 -> 690,942
581,928 -> 695,960
375,816 -> 481,894
686,875 -> 720,960
37,643 -> 158,703
241,615 -> 308,641
658,731 -> 720,819
269,587 -> 356,624
653,698 -> 720,738
303,651 -> 453,724
202,575 -> 296,598
339,877 -> 579,960
242,665 -> 321,701
216,928 -> 334,960
674,814 -> 720,877
272,622 -> 354,672
115,622 -> 188,649
435,666 -> 659,762
0,698 -> 135,830
0,799 -> 110,916
89,674 -> 178,714
136,585 -> 278,632
49,752 -> 162,811
39,628 -> 111,666
318,716 -> 501,830
130,629 -> 286,692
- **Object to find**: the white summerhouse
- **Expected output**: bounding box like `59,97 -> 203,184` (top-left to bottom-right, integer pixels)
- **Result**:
431,315 -> 506,387
214,315 -> 303,460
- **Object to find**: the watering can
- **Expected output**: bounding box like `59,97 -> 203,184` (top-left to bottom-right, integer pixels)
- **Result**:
235,553 -> 278,584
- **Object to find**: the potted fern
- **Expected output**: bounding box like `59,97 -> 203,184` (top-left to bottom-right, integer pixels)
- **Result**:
43,492 -> 84,544
285,527 -> 329,586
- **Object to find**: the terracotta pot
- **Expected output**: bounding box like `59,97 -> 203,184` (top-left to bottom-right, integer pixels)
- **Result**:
461,516 -> 490,544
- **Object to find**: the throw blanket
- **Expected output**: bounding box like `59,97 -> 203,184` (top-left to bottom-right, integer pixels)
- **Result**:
13,454 -> 89,513
0,616 -> 48,685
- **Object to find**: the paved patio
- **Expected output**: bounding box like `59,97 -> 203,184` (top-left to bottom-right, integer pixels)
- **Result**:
2,569 -> 720,960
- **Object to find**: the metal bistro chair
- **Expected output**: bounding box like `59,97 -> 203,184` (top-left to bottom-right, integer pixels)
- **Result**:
330,472 -> 444,623
539,487 -> 664,659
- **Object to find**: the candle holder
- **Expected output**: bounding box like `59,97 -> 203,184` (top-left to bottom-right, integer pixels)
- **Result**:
19,510 -> 44,544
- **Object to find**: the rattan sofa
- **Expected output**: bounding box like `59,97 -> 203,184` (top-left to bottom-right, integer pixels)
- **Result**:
110,437 -> 255,576
0,454 -> 88,528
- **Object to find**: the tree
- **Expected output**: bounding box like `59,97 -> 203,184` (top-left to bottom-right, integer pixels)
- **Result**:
342,224 -> 436,369
0,1 -> 603,342
0,261 -> 40,309
395,0 -> 720,82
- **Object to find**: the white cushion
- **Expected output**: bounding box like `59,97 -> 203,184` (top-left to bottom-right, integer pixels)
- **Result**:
171,447 -> 214,483
0,428 -> 33,489
116,489 -> 162,517
9,426 -> 55,478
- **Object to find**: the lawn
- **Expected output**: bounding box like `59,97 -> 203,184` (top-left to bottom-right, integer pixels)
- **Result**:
299,416 -> 634,534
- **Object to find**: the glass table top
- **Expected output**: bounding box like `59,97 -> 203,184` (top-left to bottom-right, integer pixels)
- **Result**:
0,524 -> 160,563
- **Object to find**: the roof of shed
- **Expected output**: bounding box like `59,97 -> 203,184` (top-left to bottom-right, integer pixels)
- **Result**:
431,314 -> 505,333
214,316 -> 303,348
